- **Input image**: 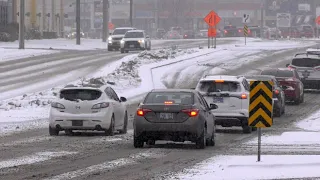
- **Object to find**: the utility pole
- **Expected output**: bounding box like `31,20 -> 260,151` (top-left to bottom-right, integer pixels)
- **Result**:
260,0 -> 264,38
19,0 -> 25,49
130,0 -> 133,26
155,0 -> 158,30
102,0 -> 108,42
42,0 -> 46,35
60,0 -> 64,37
51,0 -> 55,32
76,0 -> 80,45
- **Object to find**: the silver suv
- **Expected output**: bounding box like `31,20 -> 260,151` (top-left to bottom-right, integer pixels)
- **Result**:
286,53 -> 320,89
195,75 -> 255,133
120,30 -> 151,53
108,27 -> 136,51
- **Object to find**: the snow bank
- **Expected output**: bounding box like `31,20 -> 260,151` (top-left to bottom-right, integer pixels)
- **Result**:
296,109 -> 320,131
171,155 -> 320,180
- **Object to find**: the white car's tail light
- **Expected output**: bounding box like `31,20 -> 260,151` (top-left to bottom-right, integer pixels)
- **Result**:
51,102 -> 65,109
92,102 -> 110,109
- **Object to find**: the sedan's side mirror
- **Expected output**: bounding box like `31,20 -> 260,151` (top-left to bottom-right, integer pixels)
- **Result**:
146,35 -> 150,39
285,64 -> 290,67
120,97 -> 127,102
209,103 -> 218,110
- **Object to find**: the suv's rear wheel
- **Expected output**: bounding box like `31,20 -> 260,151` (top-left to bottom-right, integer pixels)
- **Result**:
119,112 -> 128,134
242,125 -> 252,134
300,92 -> 304,103
120,48 -> 124,53
206,132 -> 215,146
105,115 -> 115,136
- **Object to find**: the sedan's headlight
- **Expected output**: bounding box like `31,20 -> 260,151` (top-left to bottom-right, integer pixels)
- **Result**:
120,40 -> 125,44
138,39 -> 145,43
108,37 -> 112,41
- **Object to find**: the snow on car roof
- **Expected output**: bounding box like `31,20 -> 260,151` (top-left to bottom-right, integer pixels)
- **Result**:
201,75 -> 244,82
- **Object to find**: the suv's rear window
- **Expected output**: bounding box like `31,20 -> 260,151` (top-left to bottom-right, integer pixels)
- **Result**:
261,70 -> 293,77
125,32 -> 144,38
197,81 -> 241,92
60,89 -> 102,101
144,92 -> 194,105
292,58 -> 320,67
113,29 -> 131,35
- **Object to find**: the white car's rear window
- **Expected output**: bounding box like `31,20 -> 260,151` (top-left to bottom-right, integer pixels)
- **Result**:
197,81 -> 241,93
60,89 -> 102,101
292,58 -> 320,67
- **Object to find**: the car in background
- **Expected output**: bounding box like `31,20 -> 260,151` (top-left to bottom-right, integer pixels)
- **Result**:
286,53 -> 320,90
244,75 -> 285,117
196,29 -> 208,38
261,68 -> 304,104
164,30 -> 182,39
306,48 -> 320,55
297,25 -> 314,38
183,30 -> 196,39
195,75 -> 255,134
133,89 -> 217,149
120,30 -> 151,53
66,28 -> 85,39
223,25 -> 240,37
156,28 -> 166,39
108,27 -> 136,51
49,84 -> 128,136
170,27 -> 184,35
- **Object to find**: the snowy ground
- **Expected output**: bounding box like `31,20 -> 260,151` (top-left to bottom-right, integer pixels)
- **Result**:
0,38 -> 316,136
296,108 -> 320,132
168,131 -> 320,180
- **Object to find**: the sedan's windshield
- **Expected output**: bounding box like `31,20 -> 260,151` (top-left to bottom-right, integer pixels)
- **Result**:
124,32 -> 144,38
292,58 -> 320,67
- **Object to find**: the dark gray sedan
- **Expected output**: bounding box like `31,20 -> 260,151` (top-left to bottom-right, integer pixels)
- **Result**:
133,89 -> 218,149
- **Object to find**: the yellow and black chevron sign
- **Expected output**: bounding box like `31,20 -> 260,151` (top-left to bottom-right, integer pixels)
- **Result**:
244,25 -> 248,36
248,80 -> 274,128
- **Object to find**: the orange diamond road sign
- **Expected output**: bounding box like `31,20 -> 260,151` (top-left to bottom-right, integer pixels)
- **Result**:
316,16 -> 320,25
208,28 -> 217,37
204,11 -> 221,27
108,22 -> 114,29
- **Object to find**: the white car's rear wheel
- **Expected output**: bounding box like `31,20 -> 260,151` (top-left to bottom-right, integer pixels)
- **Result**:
49,126 -> 59,136
105,115 -> 115,136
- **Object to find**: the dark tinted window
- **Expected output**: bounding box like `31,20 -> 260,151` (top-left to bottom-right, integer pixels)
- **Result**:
60,89 -> 102,101
113,29 -> 132,35
197,81 -> 241,92
261,70 -> 293,77
292,58 -> 320,67
144,92 -> 194,105
124,31 -> 144,38
303,26 -> 313,31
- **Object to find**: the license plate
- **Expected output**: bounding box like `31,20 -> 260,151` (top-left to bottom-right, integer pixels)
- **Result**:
72,120 -> 83,126
213,97 -> 224,103
159,113 -> 174,120
130,45 -> 134,48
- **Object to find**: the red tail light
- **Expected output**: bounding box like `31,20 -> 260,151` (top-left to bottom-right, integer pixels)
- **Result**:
241,93 -> 247,99
314,67 -> 320,71
238,29 -> 242,33
181,109 -> 199,117
274,89 -> 280,95
248,29 -> 251,33
288,65 -> 296,70
224,30 -> 228,34
137,108 -> 152,116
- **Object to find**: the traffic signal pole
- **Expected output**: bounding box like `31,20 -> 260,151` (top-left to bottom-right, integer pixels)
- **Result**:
102,0 -> 108,42
76,0 -> 80,45
130,0 -> 133,27
19,0 -> 25,49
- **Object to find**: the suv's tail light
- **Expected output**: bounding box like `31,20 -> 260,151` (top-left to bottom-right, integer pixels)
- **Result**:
314,67 -> 320,71
241,93 -> 247,99
288,65 -> 296,70
274,89 -> 280,95
238,29 -> 242,33
92,102 -> 109,109
224,30 -> 228,34
137,108 -> 152,116
181,109 -> 199,117
51,102 -> 65,109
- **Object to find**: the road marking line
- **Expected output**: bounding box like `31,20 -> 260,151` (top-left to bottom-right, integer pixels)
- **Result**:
45,149 -> 166,180
0,151 -> 77,169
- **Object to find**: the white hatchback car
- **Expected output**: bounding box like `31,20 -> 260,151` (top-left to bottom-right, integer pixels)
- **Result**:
195,75 -> 255,133
49,85 -> 128,136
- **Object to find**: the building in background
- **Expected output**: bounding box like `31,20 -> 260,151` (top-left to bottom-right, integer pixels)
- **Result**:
0,0 -> 9,27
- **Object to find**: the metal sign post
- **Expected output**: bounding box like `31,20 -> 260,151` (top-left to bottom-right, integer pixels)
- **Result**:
257,127 -> 261,161
244,25 -> 248,45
